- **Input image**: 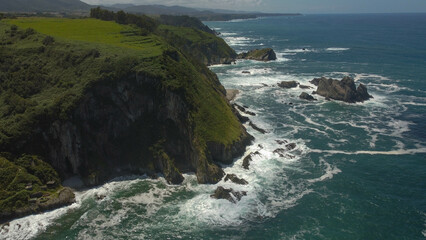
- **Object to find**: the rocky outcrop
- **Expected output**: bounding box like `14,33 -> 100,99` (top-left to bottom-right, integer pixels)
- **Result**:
278,81 -> 298,89
226,89 -> 239,101
224,174 -> 248,185
242,151 -> 260,170
299,85 -> 312,89
232,103 -> 256,116
237,48 -> 277,61
273,143 -> 296,157
210,186 -> 247,203
0,187 -> 75,224
249,121 -> 267,134
313,76 -> 373,103
310,77 -> 324,86
299,92 -> 316,101
231,105 -> 249,123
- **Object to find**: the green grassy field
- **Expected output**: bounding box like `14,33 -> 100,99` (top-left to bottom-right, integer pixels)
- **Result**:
7,18 -> 164,58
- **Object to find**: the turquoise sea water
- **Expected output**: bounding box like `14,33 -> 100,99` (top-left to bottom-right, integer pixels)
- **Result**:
2,14 -> 425,240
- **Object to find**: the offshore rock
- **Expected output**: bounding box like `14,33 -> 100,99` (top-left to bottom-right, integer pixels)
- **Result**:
299,92 -> 317,101
210,186 -> 247,203
278,81 -> 299,89
314,76 -> 373,103
224,174 -> 248,185
237,48 -> 277,61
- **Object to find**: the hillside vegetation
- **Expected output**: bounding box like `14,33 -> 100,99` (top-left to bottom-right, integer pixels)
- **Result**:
0,15 -> 248,217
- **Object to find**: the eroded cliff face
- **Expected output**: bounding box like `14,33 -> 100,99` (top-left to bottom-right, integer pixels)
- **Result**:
20,68 -> 250,186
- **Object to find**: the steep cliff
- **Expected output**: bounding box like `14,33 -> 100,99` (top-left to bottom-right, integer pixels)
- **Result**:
0,17 -> 252,220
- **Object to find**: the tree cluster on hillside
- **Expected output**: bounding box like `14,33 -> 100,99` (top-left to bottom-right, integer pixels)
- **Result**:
90,7 -> 158,33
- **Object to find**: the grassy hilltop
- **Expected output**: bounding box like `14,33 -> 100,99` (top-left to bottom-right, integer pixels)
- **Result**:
0,14 -> 246,221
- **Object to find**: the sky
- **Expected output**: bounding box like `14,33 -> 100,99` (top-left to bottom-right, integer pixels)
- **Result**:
81,0 -> 426,14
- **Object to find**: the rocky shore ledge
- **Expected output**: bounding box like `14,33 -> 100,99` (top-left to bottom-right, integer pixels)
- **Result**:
237,48 -> 277,61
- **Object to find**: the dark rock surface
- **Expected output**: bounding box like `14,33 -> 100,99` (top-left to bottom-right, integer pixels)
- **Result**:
310,77 -> 325,86
249,121 -> 267,134
242,151 -> 260,170
314,76 -> 373,103
210,186 -> 247,203
14,71 -> 252,187
299,85 -> 312,89
231,105 -> 249,123
278,81 -> 298,89
276,140 -> 288,145
299,92 -> 317,101
285,143 -> 297,151
224,174 -> 248,185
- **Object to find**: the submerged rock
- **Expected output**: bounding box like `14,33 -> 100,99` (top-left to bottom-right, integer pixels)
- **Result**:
210,186 -> 247,203
273,148 -> 286,157
237,48 -> 277,61
285,143 -> 297,151
224,174 -> 248,185
299,92 -> 317,101
249,121 -> 267,134
275,139 -> 288,145
274,143 -> 296,157
314,76 -> 373,103
278,81 -> 298,89
242,71 -> 251,74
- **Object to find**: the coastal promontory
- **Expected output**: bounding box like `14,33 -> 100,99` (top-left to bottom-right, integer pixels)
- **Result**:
0,10 -> 252,222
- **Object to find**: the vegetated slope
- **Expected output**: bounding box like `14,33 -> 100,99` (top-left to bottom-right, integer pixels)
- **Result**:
159,24 -> 236,65
0,17 -> 250,197
0,0 -> 91,12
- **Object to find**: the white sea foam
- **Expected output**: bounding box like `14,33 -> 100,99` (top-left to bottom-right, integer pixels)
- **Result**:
220,32 -> 237,36
308,158 -> 342,183
310,148 -> 426,155
283,48 -> 317,53
326,47 -> 350,51
0,193 -> 83,240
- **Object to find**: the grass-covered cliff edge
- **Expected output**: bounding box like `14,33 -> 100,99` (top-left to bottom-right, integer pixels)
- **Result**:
0,14 -> 251,222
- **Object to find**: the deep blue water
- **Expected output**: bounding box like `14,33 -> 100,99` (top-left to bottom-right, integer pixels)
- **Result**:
2,14 -> 425,240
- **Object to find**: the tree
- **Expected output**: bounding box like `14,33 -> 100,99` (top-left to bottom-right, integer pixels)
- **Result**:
115,10 -> 126,24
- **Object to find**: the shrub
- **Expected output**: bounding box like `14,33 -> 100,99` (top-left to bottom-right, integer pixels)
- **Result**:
42,36 -> 55,46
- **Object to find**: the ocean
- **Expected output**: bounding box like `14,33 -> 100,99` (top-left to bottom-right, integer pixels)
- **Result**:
2,13 -> 426,240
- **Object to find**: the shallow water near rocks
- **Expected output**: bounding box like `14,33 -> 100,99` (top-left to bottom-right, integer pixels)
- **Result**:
2,14 -> 426,240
